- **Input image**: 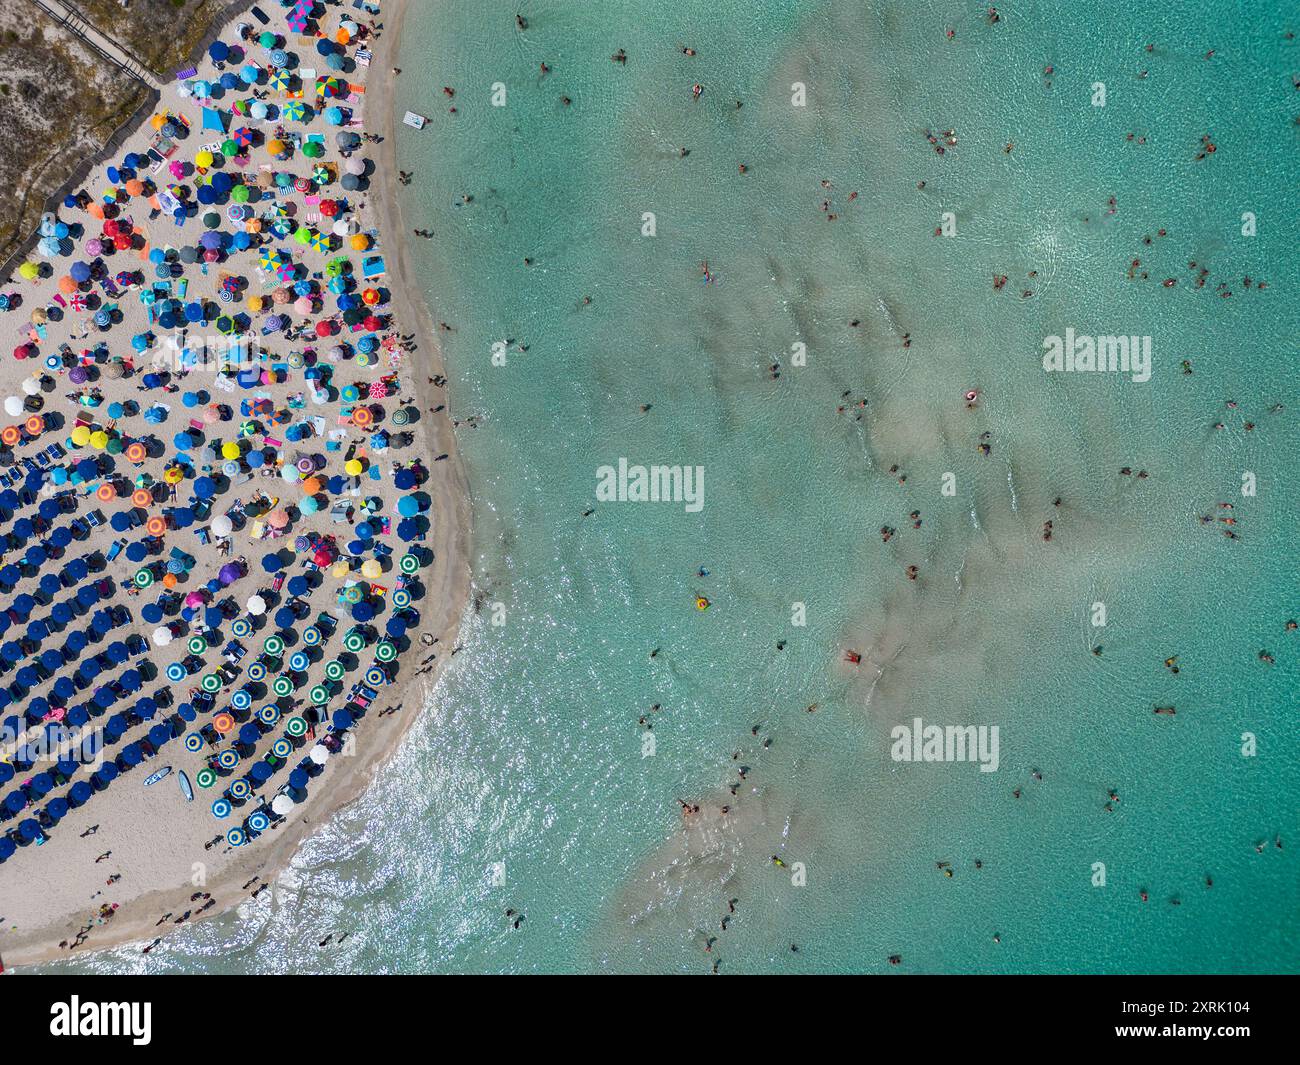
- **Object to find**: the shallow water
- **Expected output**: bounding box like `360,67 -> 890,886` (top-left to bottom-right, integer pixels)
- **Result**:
44,0 -> 1298,974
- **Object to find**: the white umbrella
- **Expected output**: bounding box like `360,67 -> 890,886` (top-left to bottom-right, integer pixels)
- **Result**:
152,626 -> 173,646
246,594 -> 266,616
211,513 -> 233,537
3,396 -> 23,417
21,377 -> 41,396
344,156 -> 366,176
308,744 -> 329,765
271,794 -> 295,815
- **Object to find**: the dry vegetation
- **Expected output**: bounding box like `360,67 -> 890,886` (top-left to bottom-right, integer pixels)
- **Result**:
0,1 -> 145,264
71,0 -> 246,74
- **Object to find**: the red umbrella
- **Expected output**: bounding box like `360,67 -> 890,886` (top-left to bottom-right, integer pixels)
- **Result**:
319,199 -> 339,217
363,315 -> 381,331
113,233 -> 132,250
312,547 -> 334,567
314,320 -> 332,337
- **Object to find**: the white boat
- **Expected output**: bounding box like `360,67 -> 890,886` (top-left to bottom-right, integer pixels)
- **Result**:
402,111 -> 427,130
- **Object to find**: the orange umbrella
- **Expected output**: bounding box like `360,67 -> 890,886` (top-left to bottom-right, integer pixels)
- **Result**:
162,572 -> 178,588
145,516 -> 166,536
24,415 -> 43,436
131,488 -> 152,507
213,713 -> 234,734
96,483 -> 116,502
301,476 -> 322,495
58,275 -> 78,294
352,406 -> 373,426
126,442 -> 146,463
0,426 -> 19,446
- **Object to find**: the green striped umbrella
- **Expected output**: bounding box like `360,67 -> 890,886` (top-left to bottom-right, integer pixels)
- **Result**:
342,629 -> 365,653
398,553 -> 420,574
134,567 -> 154,587
187,635 -> 207,655
272,675 -> 294,697
264,634 -> 285,656
200,673 -> 223,693
309,685 -> 330,705
374,640 -> 396,663
196,767 -> 217,789
285,716 -> 308,737
323,659 -> 345,681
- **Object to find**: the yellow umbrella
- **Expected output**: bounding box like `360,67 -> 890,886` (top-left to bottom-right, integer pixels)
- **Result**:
331,561 -> 350,578
18,261 -> 39,280
221,441 -> 241,460
349,234 -> 369,250
247,294 -> 264,313
163,466 -> 184,484
70,425 -> 91,447
89,430 -> 109,450
195,150 -> 214,169
360,559 -> 381,579
344,459 -> 363,476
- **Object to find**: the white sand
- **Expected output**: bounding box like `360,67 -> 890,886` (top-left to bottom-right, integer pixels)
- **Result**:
0,0 -> 469,969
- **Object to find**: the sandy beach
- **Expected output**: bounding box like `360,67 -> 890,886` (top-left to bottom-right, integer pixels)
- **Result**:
0,0 -> 469,969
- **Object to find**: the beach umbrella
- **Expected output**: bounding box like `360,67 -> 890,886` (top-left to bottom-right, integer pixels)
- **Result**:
212,799 -> 232,819
263,634 -> 285,656
152,626 -> 173,646
323,659 -> 345,682
272,675 -> 294,697
285,715 -> 308,738
308,743 -> 329,764
271,794 -> 295,815
196,768 -> 217,789
374,640 -> 396,663
245,659 -> 265,681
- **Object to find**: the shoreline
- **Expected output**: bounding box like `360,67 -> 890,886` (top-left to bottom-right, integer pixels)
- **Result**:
0,0 -> 472,971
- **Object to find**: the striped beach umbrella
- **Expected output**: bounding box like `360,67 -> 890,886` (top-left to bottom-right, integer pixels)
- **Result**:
211,798 -> 232,818
245,659 -> 267,681
398,553 -> 421,575
231,617 -> 252,638
212,713 -> 235,734
323,659 -> 345,681
342,628 -> 365,652
309,685 -> 329,705
196,767 -> 217,789
391,589 -> 411,609
258,704 -> 281,726
184,733 -> 204,752
226,827 -> 246,846
285,716 -> 308,738
134,568 -> 154,588
229,778 -> 251,800
271,738 -> 293,758
269,68 -> 291,92
309,230 -> 330,253
282,100 -> 306,122
374,640 -> 396,663
364,666 -> 387,688
200,672 -> 223,693
217,749 -> 240,770
165,662 -> 187,682
288,650 -> 310,672
272,674 -> 294,697
187,635 -> 207,655
231,688 -> 253,711
263,634 -> 285,656
248,810 -> 271,833
301,625 -> 321,646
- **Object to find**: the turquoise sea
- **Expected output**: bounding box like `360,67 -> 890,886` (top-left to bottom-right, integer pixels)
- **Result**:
49,0 -> 1296,973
